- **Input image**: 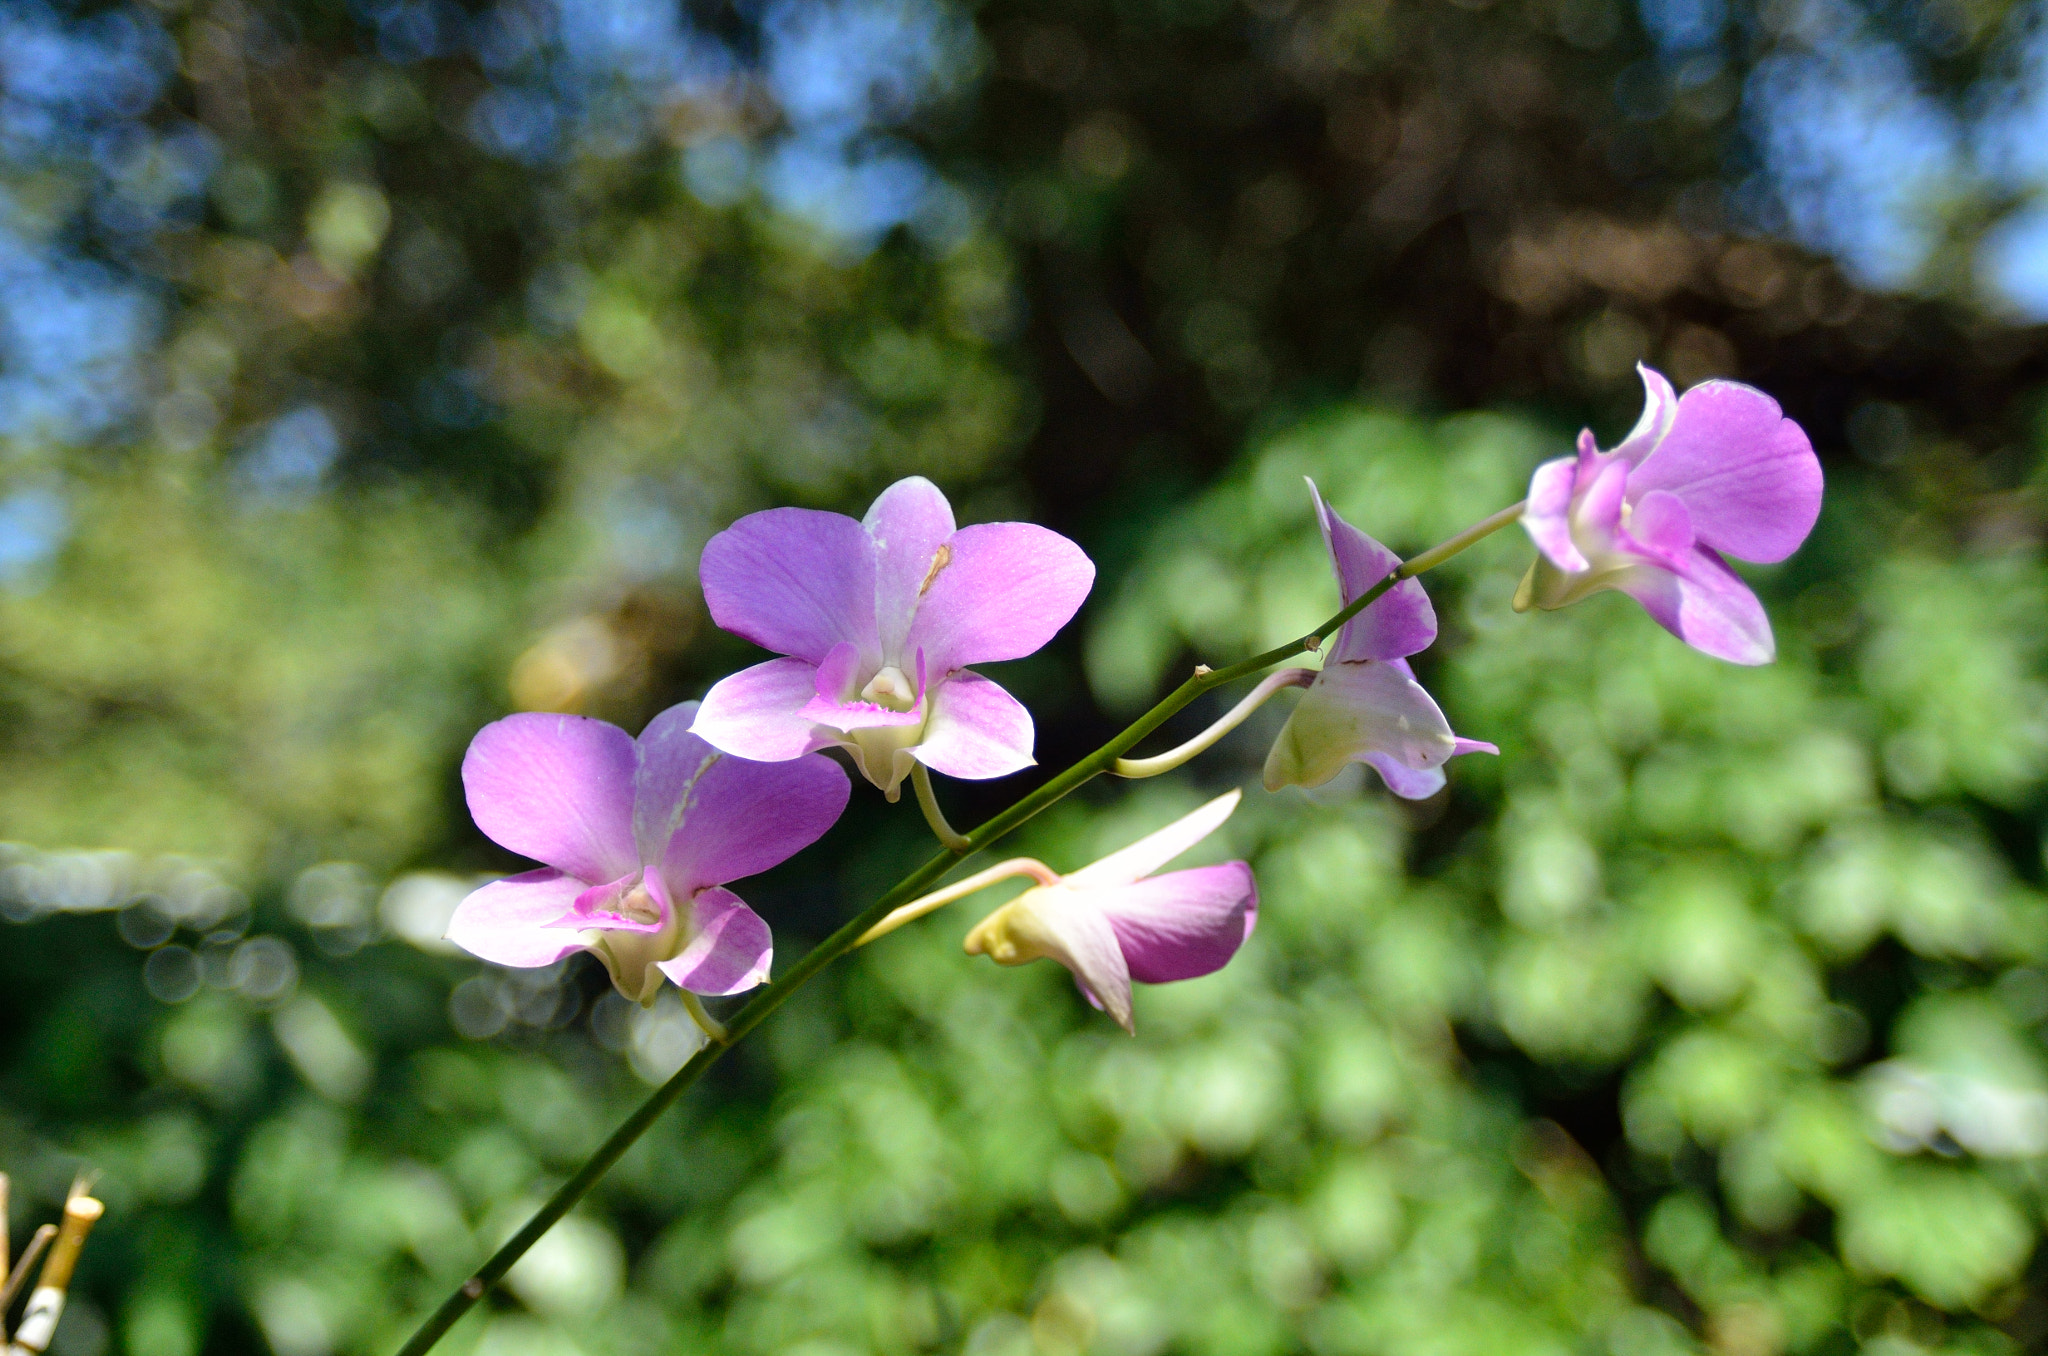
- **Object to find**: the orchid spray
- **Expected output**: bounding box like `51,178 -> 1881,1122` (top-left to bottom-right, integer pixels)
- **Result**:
407,371 -> 1820,1355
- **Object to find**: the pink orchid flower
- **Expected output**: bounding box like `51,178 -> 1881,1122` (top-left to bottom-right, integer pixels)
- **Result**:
1263,481 -> 1496,798
963,790 -> 1258,1033
445,702 -> 849,1003
1513,365 -> 1823,665
691,476 -> 1095,799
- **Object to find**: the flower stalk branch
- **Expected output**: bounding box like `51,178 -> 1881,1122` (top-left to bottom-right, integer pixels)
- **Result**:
911,762 -> 972,851
856,857 -> 1062,947
1113,667 -> 1316,778
391,501 -> 1518,1356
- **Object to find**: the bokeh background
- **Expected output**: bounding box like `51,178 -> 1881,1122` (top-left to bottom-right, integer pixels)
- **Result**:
2,0 -> 2047,1352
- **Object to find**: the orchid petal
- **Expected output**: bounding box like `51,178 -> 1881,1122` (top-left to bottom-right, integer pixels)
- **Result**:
1610,363 -> 1680,465
1095,861 -> 1258,984
911,668 -> 1035,781
658,886 -> 774,995
908,521 -> 1095,673
1626,489 -> 1695,565
864,477 -> 957,663
1627,379 -> 1823,563
701,506 -> 879,665
989,887 -> 1135,1032
1065,789 -> 1241,890
813,642 -> 862,704
552,869 -> 671,934
1522,456 -> 1589,573
462,713 -> 640,883
1574,456 -> 1629,540
658,748 -> 850,894
1262,660 -> 1457,792
445,869 -> 590,968
1309,480 -> 1437,663
1364,753 -> 1447,799
1612,546 -> 1776,666
694,658 -> 837,762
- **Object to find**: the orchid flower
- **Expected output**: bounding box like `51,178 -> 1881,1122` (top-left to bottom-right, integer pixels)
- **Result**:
1513,364 -> 1822,665
445,703 -> 849,1004
1262,481 -> 1496,798
691,477 -> 1095,801
960,791 -> 1257,1033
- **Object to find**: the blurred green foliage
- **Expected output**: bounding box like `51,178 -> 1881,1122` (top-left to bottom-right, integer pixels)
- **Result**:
4,0 -> 2048,1354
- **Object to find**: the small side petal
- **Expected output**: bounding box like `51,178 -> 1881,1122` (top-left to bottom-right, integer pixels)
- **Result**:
445,869 -> 589,968
1612,547 -> 1776,665
1008,890 -> 1136,1032
659,749 -> 850,893
1261,661 -> 1456,792
1309,480 -> 1436,663
911,668 -> 1036,780
694,658 -> 835,762
864,477 -> 957,661
1609,364 -> 1681,465
1627,379 -> 1822,563
1066,789 -> 1242,890
659,886 -> 774,996
908,521 -> 1095,672
1522,456 -> 1589,573
701,506 -> 879,664
463,713 -> 640,883
1625,489 -> 1695,566
1364,753 -> 1446,799
1096,861 -> 1258,984
813,642 -> 863,704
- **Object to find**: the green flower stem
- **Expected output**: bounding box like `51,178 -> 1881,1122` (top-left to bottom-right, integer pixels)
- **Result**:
392,503 -> 1519,1356
911,761 -> 971,851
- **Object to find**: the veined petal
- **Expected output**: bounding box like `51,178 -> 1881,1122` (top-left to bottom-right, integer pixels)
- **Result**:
1611,545 -> 1776,665
965,885 -> 1134,1032
1095,861 -> 1258,984
1522,456 -> 1589,573
911,668 -> 1035,781
1261,660 -> 1456,792
659,886 -> 774,996
907,521 -> 1094,672
701,506 -> 879,665
445,869 -> 590,968
657,747 -> 850,893
1627,379 -> 1822,564
633,702 -> 719,865
1065,789 -> 1241,890
864,477 -> 957,663
1309,479 -> 1436,663
463,713 -> 639,883
694,658 -> 836,762
1609,364 -> 1680,465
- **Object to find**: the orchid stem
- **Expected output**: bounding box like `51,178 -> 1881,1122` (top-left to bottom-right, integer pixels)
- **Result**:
390,497 -> 1527,1356
855,858 -> 1062,947
1396,500 -> 1524,579
911,762 -> 971,851
679,991 -> 728,1045
1113,667 -> 1316,777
